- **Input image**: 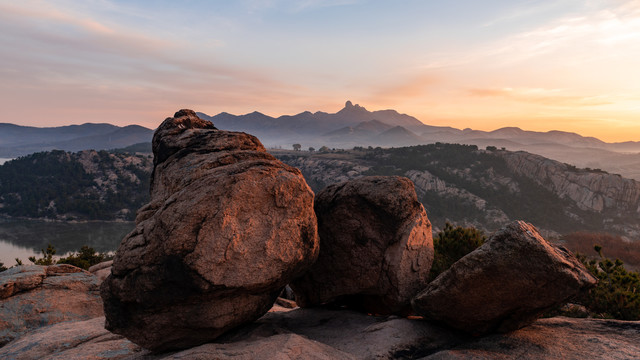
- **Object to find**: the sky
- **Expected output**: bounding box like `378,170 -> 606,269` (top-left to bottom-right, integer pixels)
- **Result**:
1,0 -> 640,142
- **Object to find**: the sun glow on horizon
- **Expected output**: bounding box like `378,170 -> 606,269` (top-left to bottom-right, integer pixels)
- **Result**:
1,0 -> 639,142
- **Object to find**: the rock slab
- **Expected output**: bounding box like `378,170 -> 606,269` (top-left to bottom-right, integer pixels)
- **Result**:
0,264 -> 103,346
0,317 -> 140,360
100,109 -> 319,352
3,308 -> 639,360
292,176 -> 433,315
423,317 -> 640,360
412,220 -> 598,335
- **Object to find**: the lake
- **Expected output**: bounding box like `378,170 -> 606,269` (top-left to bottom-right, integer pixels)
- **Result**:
0,218 -> 134,266
0,158 -> 13,165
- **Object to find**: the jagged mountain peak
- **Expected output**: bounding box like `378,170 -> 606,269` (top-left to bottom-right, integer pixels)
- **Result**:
339,100 -> 369,114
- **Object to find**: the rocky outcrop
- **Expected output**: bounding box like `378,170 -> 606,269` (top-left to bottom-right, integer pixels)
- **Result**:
405,169 -> 511,228
100,110 -> 319,352
497,151 -> 640,214
292,176 -> 433,315
278,155 -> 369,191
412,221 -> 597,335
3,307 -> 639,360
0,264 -> 103,346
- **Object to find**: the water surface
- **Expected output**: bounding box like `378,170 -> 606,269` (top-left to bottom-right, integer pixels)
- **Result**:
0,219 -> 133,266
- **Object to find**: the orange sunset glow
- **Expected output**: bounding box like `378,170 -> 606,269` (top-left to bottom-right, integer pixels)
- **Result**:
1,0 -> 639,142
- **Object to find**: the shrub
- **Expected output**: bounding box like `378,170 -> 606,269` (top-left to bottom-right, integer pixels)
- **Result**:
575,245 -> 640,320
24,244 -> 110,270
430,222 -> 486,280
561,232 -> 640,271
57,245 -> 106,270
28,243 -> 56,265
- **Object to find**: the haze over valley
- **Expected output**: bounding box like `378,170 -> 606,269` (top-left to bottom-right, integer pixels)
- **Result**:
4,101 -> 640,179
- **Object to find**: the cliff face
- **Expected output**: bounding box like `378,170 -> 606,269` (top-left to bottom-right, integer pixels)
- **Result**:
496,151 -> 640,214
276,145 -> 640,237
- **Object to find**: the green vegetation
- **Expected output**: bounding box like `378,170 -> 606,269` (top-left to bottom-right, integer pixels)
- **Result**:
575,245 -> 640,320
24,243 -> 110,270
0,149 -> 150,220
561,232 -> 640,271
57,245 -> 108,269
28,243 -> 56,265
430,223 -> 486,280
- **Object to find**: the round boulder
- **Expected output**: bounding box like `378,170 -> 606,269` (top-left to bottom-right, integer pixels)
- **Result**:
291,176 -> 433,315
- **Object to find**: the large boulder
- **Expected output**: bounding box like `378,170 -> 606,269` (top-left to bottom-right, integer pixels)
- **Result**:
100,110 -> 319,352
412,220 -> 598,335
291,176 -> 433,315
0,264 -> 103,346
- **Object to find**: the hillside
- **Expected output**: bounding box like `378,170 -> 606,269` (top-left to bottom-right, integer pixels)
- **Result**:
197,101 -> 640,180
2,141 -> 639,238
4,102 -> 640,181
0,123 -> 153,158
275,145 -> 640,238
0,149 -> 152,220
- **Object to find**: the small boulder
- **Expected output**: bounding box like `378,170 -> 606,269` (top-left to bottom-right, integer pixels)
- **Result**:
412,221 -> 597,335
0,264 -> 103,346
291,176 -> 433,315
101,110 -> 319,352
88,260 -> 113,284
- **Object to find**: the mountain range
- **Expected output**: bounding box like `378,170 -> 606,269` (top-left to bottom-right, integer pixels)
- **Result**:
198,101 -> 640,180
3,102 -> 640,180
0,123 -> 153,158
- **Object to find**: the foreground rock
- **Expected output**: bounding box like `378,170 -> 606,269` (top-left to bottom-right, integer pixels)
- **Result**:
101,110 -> 319,352
0,264 -> 103,346
292,176 -> 433,315
424,317 -> 640,359
88,260 -> 113,284
413,221 -> 597,335
0,317 -> 140,360
3,308 -> 639,360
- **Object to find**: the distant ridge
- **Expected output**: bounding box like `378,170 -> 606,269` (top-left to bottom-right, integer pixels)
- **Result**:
196,101 -> 640,180
4,101 -> 640,180
0,123 -> 153,158
197,101 -> 430,137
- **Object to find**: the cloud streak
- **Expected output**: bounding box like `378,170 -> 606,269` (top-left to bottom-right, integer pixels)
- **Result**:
467,87 -> 615,107
1,0 -> 640,141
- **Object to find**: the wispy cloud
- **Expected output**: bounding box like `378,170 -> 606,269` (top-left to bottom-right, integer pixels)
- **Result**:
467,87 -> 615,107
480,1 -> 640,65
242,0 -> 363,13
0,1 -> 310,126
